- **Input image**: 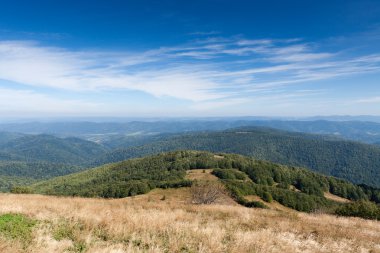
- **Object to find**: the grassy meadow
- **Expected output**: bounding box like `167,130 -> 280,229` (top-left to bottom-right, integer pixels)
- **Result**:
0,188 -> 379,253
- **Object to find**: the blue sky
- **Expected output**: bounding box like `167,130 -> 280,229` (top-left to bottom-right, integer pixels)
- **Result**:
0,0 -> 380,117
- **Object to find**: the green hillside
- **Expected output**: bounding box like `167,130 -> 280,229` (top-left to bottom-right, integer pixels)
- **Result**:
0,134 -> 109,191
0,161 -> 81,179
0,132 -> 25,146
92,127 -> 380,187
1,134 -> 108,165
0,161 -> 84,192
0,175 -> 38,192
31,151 -> 380,220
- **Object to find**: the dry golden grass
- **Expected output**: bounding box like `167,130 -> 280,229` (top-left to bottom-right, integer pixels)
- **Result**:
185,169 -> 218,181
0,191 -> 379,253
244,195 -> 295,213
324,192 -> 351,203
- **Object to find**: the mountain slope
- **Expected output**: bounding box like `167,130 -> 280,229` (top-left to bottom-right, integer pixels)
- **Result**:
1,134 -> 108,165
0,161 -> 84,192
0,161 -> 83,180
0,134 -> 110,191
0,132 -> 25,146
93,127 -> 380,187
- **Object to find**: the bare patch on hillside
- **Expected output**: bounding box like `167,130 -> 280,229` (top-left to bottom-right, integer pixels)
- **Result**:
125,187 -> 192,204
244,195 -> 296,213
185,169 -> 218,181
289,185 -> 301,192
324,192 -> 351,203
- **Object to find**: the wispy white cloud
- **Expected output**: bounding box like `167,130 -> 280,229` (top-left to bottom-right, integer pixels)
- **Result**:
354,96 -> 380,104
1,36 -> 380,116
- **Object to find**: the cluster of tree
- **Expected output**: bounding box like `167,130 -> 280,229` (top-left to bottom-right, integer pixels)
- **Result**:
335,201 -> 380,220
210,155 -> 380,218
0,176 -> 37,192
92,128 -> 380,187
358,184 -> 380,203
31,151 -> 202,198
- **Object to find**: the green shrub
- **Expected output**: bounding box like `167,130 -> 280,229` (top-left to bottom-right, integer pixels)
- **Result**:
212,169 -> 247,180
10,186 -> 33,194
335,201 -> 380,220
262,192 -> 273,203
0,213 -> 36,245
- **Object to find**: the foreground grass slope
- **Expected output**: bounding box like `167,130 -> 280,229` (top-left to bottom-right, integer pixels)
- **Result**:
0,193 -> 379,253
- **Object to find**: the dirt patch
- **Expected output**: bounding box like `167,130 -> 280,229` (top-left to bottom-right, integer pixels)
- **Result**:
185,169 -> 219,181
324,192 -> 351,203
289,185 -> 301,192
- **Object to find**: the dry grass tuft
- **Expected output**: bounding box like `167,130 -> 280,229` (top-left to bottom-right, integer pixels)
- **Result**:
185,169 -> 218,181
0,191 -> 379,253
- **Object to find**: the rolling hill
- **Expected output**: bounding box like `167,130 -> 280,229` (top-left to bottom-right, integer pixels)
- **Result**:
0,134 -> 108,165
0,132 -> 25,146
31,151 -> 380,220
0,134 -> 109,191
92,127 -> 380,187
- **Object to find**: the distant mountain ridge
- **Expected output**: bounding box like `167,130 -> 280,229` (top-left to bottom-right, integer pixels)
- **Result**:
1,119 -> 380,144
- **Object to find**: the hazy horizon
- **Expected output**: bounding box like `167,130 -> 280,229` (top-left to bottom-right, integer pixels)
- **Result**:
2,115 -> 380,124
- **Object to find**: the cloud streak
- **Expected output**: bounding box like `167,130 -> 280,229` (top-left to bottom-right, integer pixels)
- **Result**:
0,36 -> 380,116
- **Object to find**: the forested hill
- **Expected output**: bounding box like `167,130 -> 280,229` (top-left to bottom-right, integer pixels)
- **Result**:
0,134 -> 108,165
0,134 -> 109,191
31,151 -> 380,219
93,127 -> 380,187
0,132 -> 25,146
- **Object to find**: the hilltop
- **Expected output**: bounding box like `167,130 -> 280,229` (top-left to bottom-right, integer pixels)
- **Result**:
92,127 -> 380,187
30,151 -> 380,219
